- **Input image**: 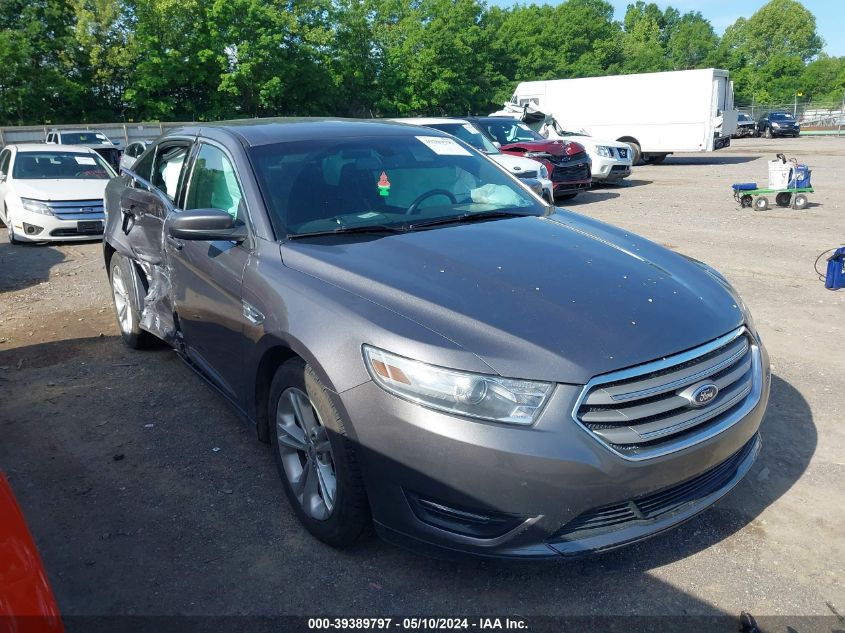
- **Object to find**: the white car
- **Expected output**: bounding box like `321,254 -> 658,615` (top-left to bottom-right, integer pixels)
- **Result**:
119,140 -> 152,172
0,144 -> 115,244
391,118 -> 555,203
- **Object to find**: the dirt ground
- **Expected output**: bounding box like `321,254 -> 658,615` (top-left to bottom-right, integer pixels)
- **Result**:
0,136 -> 843,628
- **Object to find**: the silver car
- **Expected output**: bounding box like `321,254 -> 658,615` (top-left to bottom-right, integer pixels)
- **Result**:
103,119 -> 770,559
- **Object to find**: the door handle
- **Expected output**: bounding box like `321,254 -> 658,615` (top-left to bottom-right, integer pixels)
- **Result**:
166,234 -> 183,251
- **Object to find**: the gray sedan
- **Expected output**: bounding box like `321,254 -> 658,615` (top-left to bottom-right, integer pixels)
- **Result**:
103,119 -> 770,559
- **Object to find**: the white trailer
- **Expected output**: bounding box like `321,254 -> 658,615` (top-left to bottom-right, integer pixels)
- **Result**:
509,68 -> 737,164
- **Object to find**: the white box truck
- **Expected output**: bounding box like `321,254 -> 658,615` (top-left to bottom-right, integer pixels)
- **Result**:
508,68 -> 737,164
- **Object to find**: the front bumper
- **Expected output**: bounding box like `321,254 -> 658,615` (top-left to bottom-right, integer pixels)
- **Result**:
338,349 -> 770,559
590,155 -> 632,181
10,208 -> 105,242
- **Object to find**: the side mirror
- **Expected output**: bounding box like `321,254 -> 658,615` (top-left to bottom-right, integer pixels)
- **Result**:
168,208 -> 247,242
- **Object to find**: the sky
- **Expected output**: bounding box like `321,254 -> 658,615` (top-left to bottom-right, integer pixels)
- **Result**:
489,0 -> 845,57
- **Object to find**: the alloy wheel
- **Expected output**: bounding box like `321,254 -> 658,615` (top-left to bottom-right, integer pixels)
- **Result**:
275,387 -> 337,520
111,263 -> 133,334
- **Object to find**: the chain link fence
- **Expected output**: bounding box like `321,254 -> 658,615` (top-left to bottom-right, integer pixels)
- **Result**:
736,100 -> 845,134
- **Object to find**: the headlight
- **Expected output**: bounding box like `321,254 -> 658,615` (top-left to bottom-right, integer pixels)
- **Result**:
20,198 -> 53,215
363,346 -> 553,425
771,122 -> 781,128
596,146 -> 613,158
538,164 -> 549,180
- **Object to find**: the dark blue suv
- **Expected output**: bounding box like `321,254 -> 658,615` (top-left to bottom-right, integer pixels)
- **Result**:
757,112 -> 800,138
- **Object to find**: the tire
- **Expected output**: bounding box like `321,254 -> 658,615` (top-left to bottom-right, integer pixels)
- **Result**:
269,358 -> 370,547
646,153 -> 668,165
775,192 -> 792,207
6,207 -> 23,245
754,197 -> 769,211
793,193 -> 809,210
109,252 -> 156,349
555,192 -> 578,201
629,141 -> 643,166
740,194 -> 753,208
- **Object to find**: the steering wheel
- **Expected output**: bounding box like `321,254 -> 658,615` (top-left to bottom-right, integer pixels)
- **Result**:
406,189 -> 457,215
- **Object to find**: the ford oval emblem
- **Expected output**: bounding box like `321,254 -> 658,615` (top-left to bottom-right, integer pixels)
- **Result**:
690,384 -> 719,407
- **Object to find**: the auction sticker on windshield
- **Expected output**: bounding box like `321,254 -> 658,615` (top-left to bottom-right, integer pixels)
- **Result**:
416,136 -> 472,156
75,156 -> 97,165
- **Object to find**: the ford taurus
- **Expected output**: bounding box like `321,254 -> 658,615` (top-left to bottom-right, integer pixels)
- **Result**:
103,119 -> 770,559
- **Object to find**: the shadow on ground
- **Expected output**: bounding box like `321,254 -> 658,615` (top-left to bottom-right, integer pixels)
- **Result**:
0,241 -> 67,292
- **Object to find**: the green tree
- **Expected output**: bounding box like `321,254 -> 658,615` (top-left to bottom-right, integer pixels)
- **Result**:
0,0 -> 82,125
666,12 -> 718,70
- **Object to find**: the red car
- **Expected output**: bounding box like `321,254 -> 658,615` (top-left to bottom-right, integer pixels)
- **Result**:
467,116 -> 592,200
0,473 -> 63,633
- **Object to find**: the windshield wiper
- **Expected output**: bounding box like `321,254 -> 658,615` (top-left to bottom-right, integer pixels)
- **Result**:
287,224 -> 408,239
408,211 -> 532,230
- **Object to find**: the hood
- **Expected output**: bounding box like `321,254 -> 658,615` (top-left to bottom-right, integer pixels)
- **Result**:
556,135 -> 630,152
12,179 -> 109,202
501,139 -> 584,158
490,153 -> 545,175
281,211 -> 744,384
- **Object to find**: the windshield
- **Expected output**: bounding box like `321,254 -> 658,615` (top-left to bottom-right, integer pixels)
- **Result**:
60,132 -> 110,144
738,113 -> 752,122
250,134 -> 544,237
13,151 -> 113,180
770,113 -> 795,121
479,120 -> 543,145
424,123 -> 499,154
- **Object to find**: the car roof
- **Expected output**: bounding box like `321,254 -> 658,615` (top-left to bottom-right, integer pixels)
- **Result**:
11,143 -> 98,153
469,116 -> 524,123
390,117 -> 470,126
166,118 -> 450,148
52,129 -> 108,134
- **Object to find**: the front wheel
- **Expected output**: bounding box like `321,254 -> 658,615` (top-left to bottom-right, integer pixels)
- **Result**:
754,196 -> 769,211
269,359 -> 370,547
793,193 -> 809,210
109,252 -> 156,349
6,211 -> 23,245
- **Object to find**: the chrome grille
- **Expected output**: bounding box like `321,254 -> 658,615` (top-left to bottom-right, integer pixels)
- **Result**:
47,199 -> 105,220
573,327 -> 761,461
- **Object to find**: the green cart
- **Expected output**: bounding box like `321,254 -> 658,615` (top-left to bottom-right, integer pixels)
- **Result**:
731,184 -> 814,210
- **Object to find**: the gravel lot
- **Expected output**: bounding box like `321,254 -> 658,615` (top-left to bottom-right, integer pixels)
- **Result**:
0,137 -> 843,630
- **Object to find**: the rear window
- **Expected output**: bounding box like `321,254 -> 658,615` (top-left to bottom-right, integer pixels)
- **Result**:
60,132 -> 110,144
12,152 -> 113,180
424,123 -> 498,154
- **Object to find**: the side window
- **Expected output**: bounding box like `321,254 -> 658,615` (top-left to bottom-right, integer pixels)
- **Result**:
184,144 -> 245,222
131,147 -> 155,181
152,145 -> 188,201
0,150 -> 11,176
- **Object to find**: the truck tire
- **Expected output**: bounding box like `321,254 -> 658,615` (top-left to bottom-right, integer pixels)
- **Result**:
646,154 -> 668,165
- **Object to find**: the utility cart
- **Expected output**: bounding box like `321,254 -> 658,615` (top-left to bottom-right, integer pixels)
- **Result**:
732,154 -> 813,210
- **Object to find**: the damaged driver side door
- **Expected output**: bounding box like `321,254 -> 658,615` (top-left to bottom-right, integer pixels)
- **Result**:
113,141 -> 193,344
